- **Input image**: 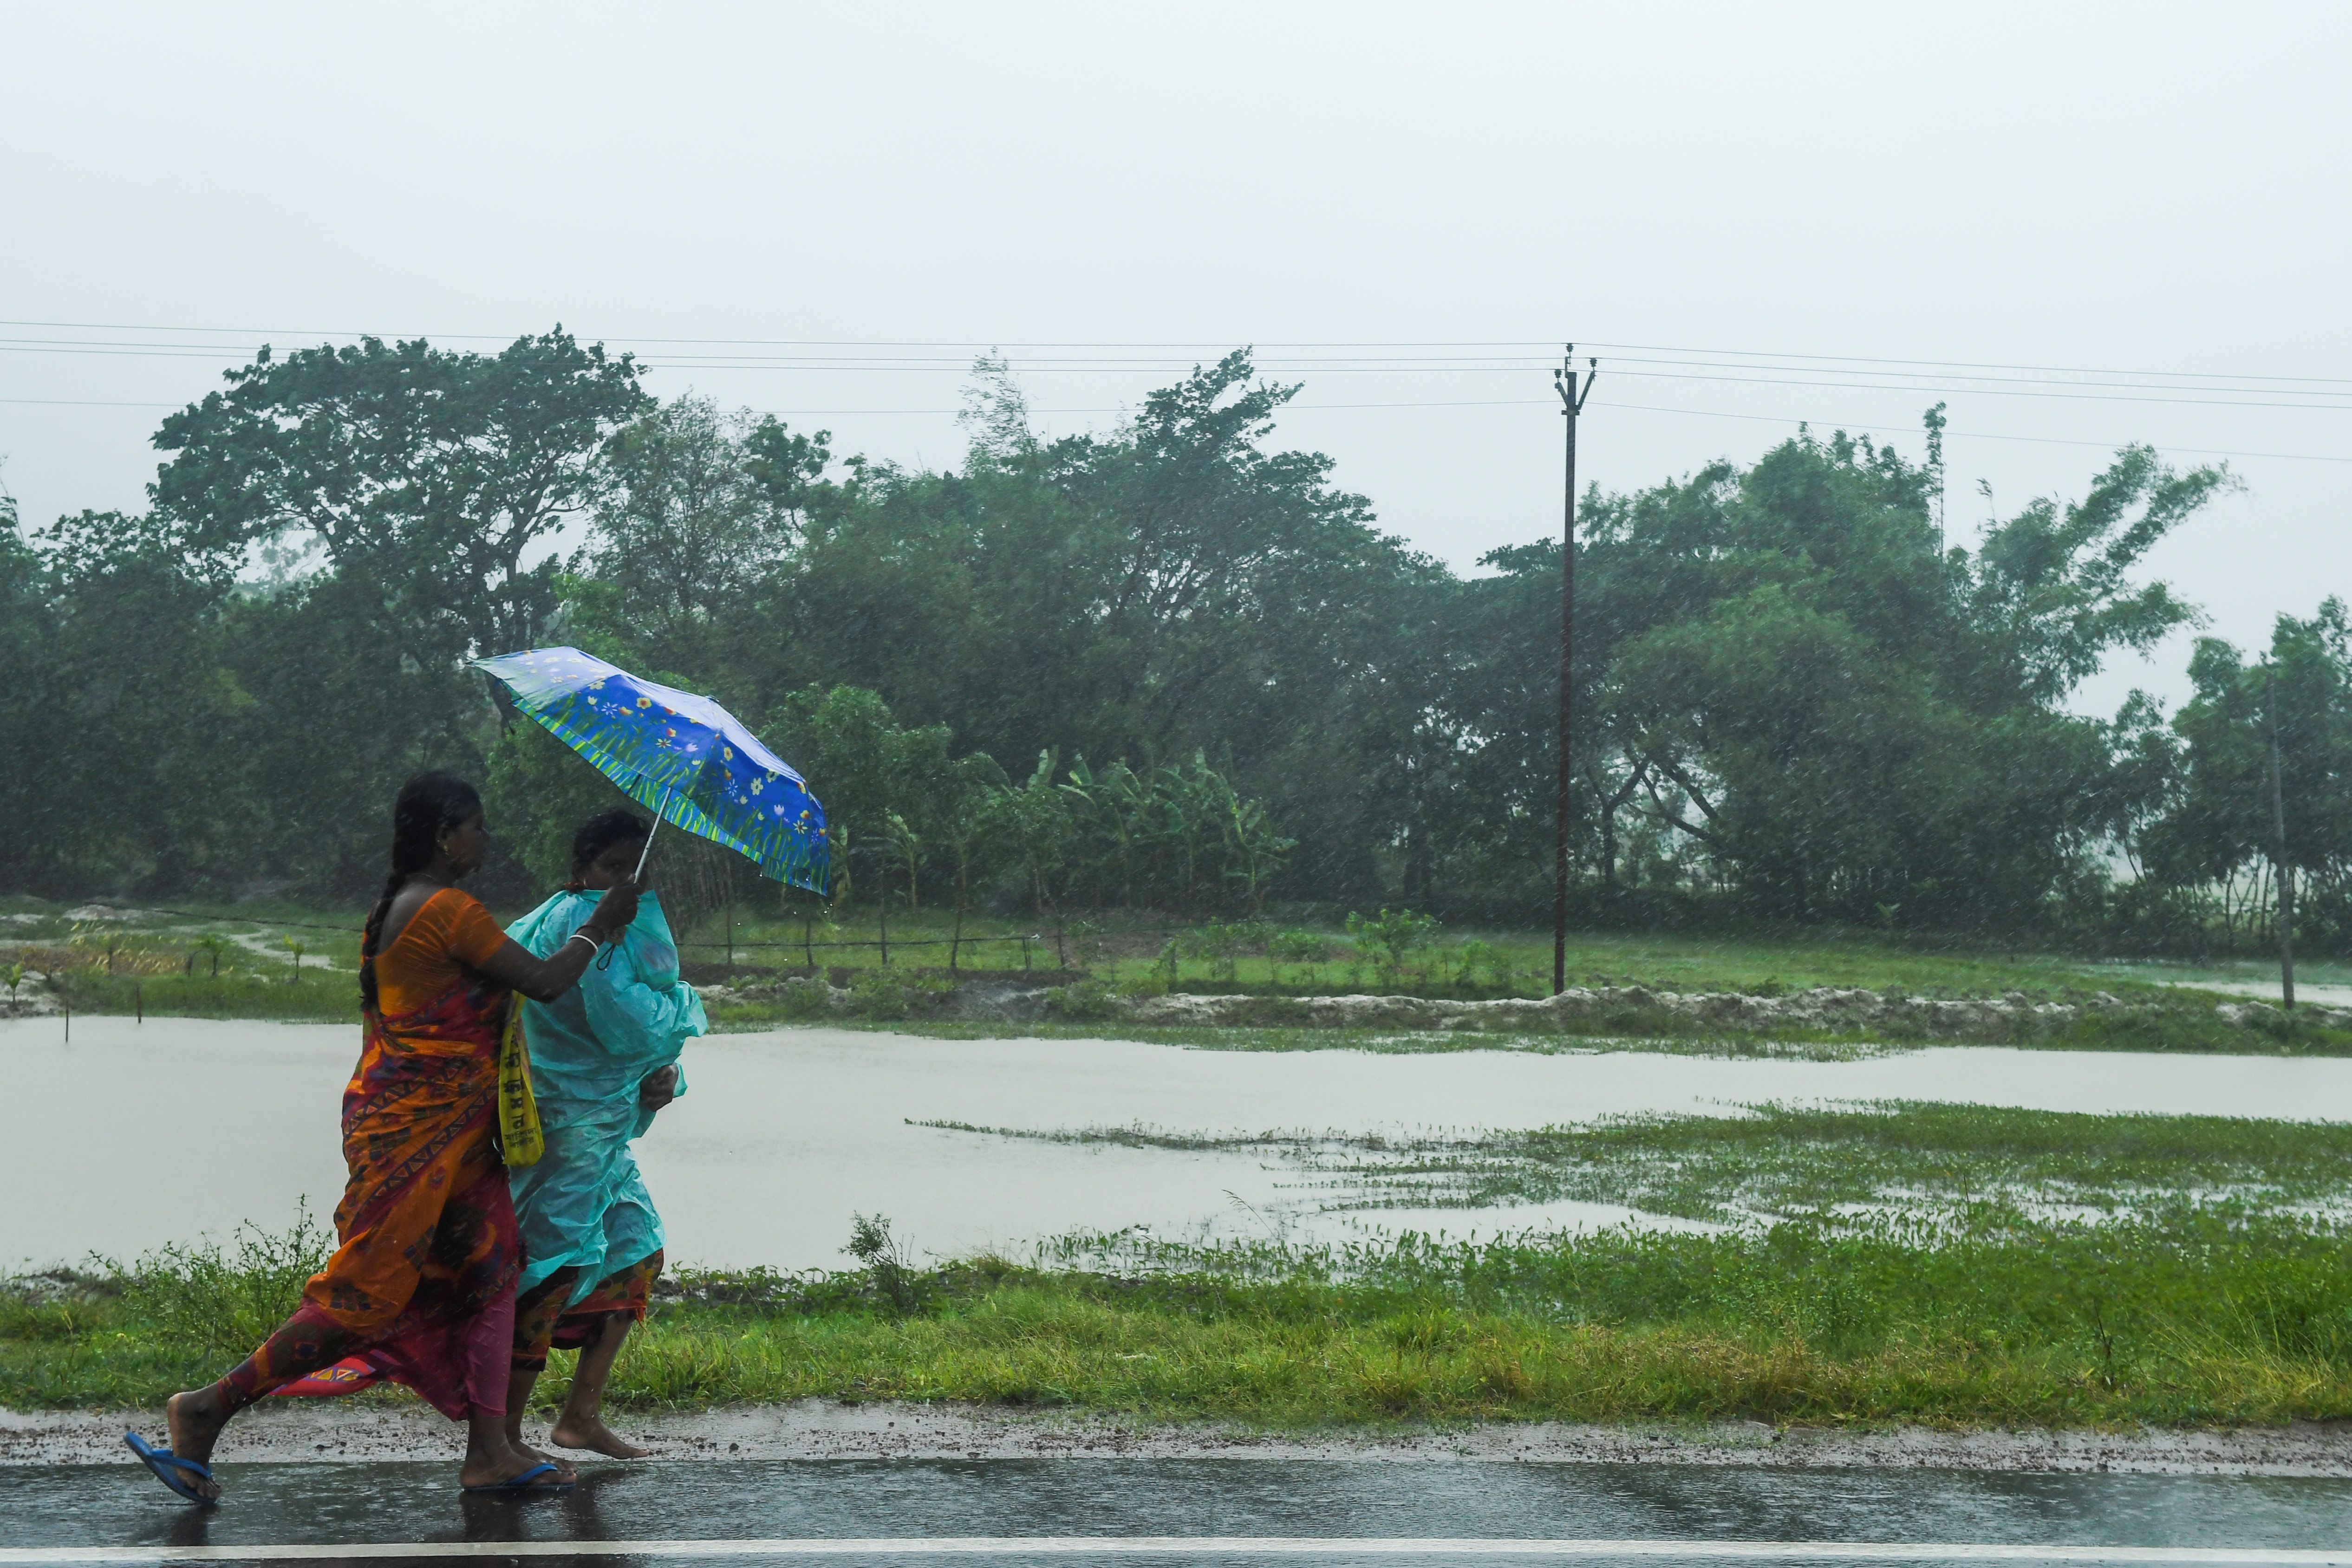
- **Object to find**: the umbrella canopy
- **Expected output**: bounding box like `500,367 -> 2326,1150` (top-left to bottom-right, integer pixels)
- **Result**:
475,645 -> 828,893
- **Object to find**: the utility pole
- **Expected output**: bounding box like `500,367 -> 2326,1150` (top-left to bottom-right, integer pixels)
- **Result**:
2268,664 -> 2296,1010
1923,401 -> 1948,563
1553,347 -> 1597,996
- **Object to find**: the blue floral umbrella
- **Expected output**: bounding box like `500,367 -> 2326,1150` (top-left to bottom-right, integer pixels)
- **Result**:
474,646 -> 828,893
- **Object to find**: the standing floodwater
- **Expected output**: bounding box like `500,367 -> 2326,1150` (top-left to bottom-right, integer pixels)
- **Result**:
12,1017 -> 2352,1273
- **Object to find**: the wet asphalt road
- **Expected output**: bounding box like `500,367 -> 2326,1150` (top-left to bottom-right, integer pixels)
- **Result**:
3,1459 -> 2351,1565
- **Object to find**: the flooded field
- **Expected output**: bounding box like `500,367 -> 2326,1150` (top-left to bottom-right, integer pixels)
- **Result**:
9,1017 -> 2352,1273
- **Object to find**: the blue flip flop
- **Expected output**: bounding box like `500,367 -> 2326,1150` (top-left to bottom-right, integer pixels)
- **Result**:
124,1431 -> 215,1507
461,1461 -> 575,1496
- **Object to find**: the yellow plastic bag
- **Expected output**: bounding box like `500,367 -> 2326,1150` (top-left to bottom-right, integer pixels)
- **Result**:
497,1002 -> 544,1168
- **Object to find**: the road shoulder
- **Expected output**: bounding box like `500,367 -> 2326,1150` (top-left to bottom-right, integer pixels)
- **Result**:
16,1400 -> 2352,1475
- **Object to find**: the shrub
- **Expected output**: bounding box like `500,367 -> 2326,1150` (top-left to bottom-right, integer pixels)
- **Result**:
1185,919 -> 1264,982
1345,908 -> 1441,986
844,1213 -> 932,1316
1268,927 -> 1332,964
777,977 -> 834,1020
114,1206 -> 333,1359
1043,978 -> 1122,1021
848,968 -> 911,1020
1452,939 -> 1506,990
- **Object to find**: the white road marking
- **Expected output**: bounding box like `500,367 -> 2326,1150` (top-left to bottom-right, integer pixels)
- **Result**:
1,1542 -> 2348,1564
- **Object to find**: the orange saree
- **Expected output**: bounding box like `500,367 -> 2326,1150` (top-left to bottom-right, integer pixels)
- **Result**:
223,890 -> 524,1418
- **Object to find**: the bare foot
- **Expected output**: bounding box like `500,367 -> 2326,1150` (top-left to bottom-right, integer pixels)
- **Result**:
163,1389 -> 228,1502
550,1413 -> 653,1459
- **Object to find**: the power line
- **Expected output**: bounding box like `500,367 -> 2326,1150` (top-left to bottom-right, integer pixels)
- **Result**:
1581,353 -> 2352,398
1579,338 -> 2352,388
0,396 -> 182,409
6,335 -> 2343,400
7,342 -> 2346,414
6,333 -> 2348,391
1589,399 -> 2352,465
1588,367 -> 2351,415
0,317 -> 2347,387
6,389 -> 2349,466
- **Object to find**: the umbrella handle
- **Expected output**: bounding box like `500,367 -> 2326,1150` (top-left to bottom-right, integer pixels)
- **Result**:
633,788 -> 670,881
596,787 -> 672,974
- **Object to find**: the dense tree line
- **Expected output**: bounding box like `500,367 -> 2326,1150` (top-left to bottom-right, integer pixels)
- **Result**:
2,328 -> 2339,948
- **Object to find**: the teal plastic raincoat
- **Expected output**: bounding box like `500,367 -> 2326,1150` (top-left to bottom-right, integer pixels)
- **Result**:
504,888 -> 707,1303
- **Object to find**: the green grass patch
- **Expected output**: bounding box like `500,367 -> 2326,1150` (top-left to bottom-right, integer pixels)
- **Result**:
2039,1002 -> 2352,1056
698,1002 -> 2352,1060
1238,1102 -> 2352,1223
13,1207 -> 2352,1430
43,966 -> 359,1025
703,1013 -> 1896,1059
914,1101 -> 2352,1226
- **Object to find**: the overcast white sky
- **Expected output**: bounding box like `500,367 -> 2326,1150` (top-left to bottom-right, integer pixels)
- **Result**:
3,1 -> 2345,716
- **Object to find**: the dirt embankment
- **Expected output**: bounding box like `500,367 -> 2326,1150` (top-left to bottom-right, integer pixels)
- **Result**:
709,973 -> 2345,1042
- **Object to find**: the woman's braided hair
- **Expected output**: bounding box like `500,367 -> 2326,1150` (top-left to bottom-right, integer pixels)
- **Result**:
359,771 -> 484,1012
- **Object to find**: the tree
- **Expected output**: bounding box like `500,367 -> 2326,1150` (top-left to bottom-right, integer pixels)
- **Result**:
20,509 -> 260,894
1954,446 -> 2231,709
993,752 -> 1074,916
2144,602 -> 2352,947
1451,426 -> 2226,926
762,684 -> 957,904
17,340 -> 2243,935
586,398 -> 835,673
936,752 -> 1011,958
0,484 -> 63,891
677,351 -> 1426,899
151,329 -> 652,660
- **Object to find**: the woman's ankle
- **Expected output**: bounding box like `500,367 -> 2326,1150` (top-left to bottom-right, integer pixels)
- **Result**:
464,1410 -> 511,1454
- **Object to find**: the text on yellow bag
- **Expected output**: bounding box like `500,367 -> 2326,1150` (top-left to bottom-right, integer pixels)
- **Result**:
497,1001 -> 544,1168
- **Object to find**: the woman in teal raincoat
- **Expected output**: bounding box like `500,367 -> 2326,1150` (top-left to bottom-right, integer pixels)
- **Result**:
503,808 -> 706,1459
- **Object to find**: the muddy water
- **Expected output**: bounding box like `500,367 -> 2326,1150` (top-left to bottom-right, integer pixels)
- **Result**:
9,1018 -> 2352,1272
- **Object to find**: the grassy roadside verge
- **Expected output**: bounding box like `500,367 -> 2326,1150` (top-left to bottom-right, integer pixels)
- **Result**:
12,1210 -> 2352,1431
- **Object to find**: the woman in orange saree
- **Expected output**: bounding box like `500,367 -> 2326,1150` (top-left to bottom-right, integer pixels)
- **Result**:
126,772 -> 640,1504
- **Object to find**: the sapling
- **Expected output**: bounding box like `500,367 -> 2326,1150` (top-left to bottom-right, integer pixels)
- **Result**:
845,1212 -> 927,1316
1345,908 -> 1440,989
1454,939 -> 1501,992
1268,927 -> 1331,988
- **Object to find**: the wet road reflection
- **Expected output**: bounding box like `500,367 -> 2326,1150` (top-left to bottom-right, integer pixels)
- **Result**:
5,1458 -> 2349,1562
